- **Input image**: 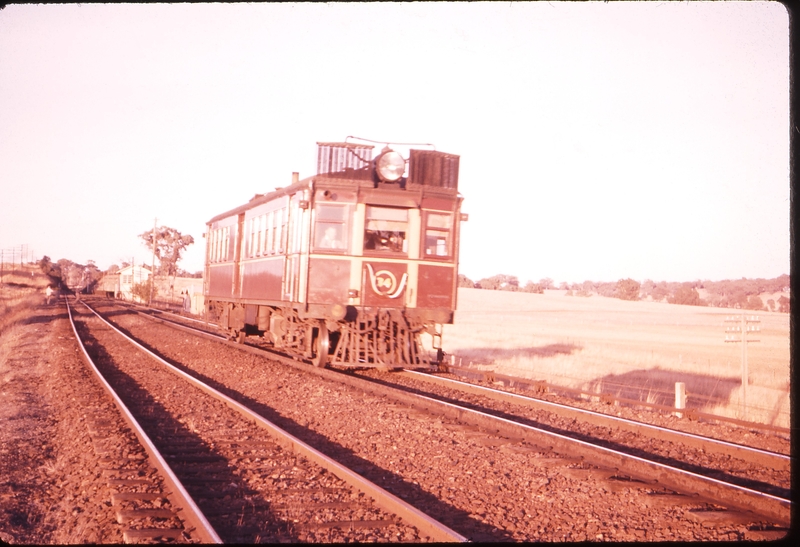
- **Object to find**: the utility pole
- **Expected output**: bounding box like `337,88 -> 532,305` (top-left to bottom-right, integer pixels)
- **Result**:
724,313 -> 760,421
149,218 -> 157,306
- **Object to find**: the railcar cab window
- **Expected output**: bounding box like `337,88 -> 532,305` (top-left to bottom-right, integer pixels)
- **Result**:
314,204 -> 349,252
364,206 -> 408,254
424,212 -> 453,258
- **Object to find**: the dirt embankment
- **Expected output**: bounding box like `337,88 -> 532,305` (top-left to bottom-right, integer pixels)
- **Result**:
0,279 -> 123,543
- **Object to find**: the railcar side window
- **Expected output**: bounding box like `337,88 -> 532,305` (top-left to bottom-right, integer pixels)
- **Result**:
254,215 -> 262,256
223,226 -> 230,261
210,226 -> 231,262
280,207 -> 288,252
265,211 -> 273,254
364,206 -> 408,253
424,212 -> 453,258
314,204 -> 348,251
209,230 -> 216,262
247,218 -> 256,257
259,214 -> 267,255
273,209 -> 282,254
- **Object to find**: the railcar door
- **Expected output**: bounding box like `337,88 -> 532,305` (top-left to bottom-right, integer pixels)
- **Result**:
233,213 -> 245,298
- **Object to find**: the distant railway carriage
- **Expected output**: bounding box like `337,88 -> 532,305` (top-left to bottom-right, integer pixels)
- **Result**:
204,138 -> 465,369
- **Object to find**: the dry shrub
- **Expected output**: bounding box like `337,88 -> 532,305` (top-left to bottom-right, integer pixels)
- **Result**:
0,271 -> 48,334
0,268 -> 52,289
0,293 -> 41,335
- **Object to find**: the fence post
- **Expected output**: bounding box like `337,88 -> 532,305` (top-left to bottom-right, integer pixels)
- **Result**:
674,382 -> 686,418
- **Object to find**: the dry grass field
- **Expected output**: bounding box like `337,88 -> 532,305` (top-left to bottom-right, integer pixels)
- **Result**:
0,267 -> 51,334
435,288 -> 790,429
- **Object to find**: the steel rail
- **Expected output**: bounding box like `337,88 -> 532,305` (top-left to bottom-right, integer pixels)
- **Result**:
400,370 -> 791,472
440,364 -> 791,435
102,300 -> 792,526
82,300 -> 467,543
124,301 -> 212,327
65,297 -> 222,543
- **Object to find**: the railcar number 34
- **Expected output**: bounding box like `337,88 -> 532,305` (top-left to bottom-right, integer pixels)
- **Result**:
203,137 -> 466,370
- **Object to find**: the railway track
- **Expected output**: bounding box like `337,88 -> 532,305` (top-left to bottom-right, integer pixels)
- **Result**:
66,300 -> 218,543
67,298 -> 465,543
352,371 -> 791,523
87,298 -> 791,540
357,370 -> 791,482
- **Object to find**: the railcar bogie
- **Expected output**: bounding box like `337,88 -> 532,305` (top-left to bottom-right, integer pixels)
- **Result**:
203,138 -> 465,370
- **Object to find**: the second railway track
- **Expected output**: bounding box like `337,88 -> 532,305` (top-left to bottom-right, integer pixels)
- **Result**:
81,298 -> 791,541
68,298 -> 464,543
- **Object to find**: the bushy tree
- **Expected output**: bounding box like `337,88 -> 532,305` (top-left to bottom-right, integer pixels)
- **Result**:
457,274 -> 475,288
39,256 -> 61,281
176,268 -> 203,279
615,278 -> 640,301
521,281 -> 543,294
597,281 -> 617,298
55,259 -> 82,290
668,285 -> 705,306
139,226 -> 194,277
131,280 -> 157,303
778,295 -> 790,313
83,260 -> 104,292
476,274 -> 519,291
651,284 -> 669,302
730,290 -> 748,309
745,295 -> 764,310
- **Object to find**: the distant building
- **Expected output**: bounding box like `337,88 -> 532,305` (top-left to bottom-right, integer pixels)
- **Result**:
96,265 -> 151,301
95,266 -> 203,313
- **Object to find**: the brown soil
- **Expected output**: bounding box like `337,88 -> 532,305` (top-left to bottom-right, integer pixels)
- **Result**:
0,295 -> 125,543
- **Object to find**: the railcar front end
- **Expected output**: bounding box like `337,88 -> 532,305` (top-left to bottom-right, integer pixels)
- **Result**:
204,138 -> 465,370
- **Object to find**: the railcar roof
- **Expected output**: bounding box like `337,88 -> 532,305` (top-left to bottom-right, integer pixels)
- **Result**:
206,175 -> 314,224
206,172 -> 462,225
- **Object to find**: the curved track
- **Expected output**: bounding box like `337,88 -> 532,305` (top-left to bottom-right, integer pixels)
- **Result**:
67,299 -> 220,543
68,298 -> 465,543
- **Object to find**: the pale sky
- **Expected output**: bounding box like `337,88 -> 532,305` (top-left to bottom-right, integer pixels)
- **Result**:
0,2 -> 790,285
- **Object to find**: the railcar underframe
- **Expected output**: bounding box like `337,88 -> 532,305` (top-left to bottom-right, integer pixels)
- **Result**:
206,299 -> 436,369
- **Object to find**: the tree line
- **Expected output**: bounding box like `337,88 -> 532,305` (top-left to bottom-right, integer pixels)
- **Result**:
458,273 -> 790,313
37,225 -> 200,294
39,256 -> 104,292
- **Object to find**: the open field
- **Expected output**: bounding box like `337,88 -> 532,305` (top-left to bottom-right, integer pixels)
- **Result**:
436,288 -> 790,429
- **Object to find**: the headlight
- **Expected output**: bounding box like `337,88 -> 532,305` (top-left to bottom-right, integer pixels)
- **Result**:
329,303 -> 347,320
375,149 -> 406,182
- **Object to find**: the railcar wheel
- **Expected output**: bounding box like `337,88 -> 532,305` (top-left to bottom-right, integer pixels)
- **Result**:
311,322 -> 329,368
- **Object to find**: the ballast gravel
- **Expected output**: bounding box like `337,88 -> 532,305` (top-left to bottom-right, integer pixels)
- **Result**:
99,302 -> 785,542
